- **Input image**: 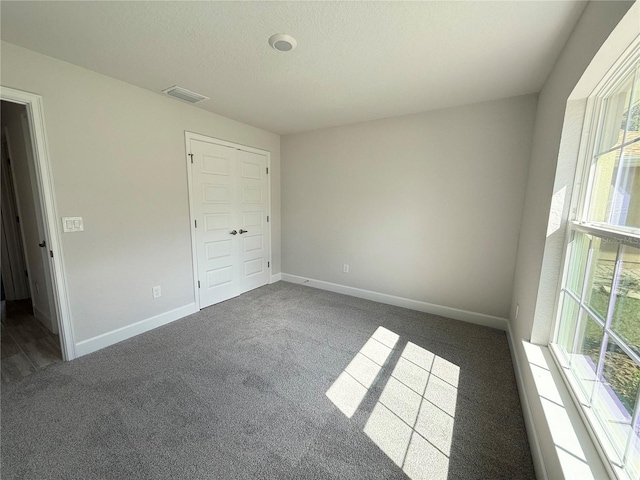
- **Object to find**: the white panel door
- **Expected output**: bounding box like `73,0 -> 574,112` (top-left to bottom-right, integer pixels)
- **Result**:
237,149 -> 269,294
190,137 -> 270,309
191,139 -> 238,307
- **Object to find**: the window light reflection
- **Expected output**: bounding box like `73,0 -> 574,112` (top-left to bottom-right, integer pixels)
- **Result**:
326,329 -> 460,480
325,327 -> 399,418
365,341 -> 459,480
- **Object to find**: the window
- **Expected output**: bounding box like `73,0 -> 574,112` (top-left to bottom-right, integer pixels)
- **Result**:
552,57 -> 640,480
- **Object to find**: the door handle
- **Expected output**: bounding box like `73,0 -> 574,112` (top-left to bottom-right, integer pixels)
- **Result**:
239,229 -> 248,234
38,240 -> 46,248
230,230 -> 238,235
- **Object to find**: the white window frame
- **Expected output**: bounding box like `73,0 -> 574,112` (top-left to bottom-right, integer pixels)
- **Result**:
549,44 -> 640,480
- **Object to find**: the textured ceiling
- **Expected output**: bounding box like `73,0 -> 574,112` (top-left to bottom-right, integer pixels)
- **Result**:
1,1 -> 587,135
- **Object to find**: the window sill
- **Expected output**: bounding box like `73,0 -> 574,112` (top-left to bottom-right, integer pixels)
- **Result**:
548,344 -> 638,480
508,335 -> 616,479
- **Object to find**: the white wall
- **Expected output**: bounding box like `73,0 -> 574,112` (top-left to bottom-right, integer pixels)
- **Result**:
0,42 -> 281,344
282,95 -> 537,320
1,101 -> 56,331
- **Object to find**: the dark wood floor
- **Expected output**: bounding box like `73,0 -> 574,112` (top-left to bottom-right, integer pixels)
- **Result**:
1,299 -> 62,383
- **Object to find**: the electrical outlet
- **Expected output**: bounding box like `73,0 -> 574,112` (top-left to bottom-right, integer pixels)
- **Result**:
343,264 -> 350,274
152,286 -> 161,299
515,303 -> 519,319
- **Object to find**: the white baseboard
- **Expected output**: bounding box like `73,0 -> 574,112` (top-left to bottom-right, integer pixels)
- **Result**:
74,303 -> 197,357
270,272 -> 282,283
33,305 -> 56,334
281,273 -> 508,331
507,325 -> 548,480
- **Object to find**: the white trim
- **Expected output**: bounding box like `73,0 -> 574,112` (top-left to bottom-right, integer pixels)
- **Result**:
185,131 -> 270,157
33,305 -> 54,332
0,86 -> 76,360
270,273 -> 282,283
573,221 -> 640,246
507,325 -> 549,480
184,132 -> 201,311
281,273 -> 508,331
74,303 -> 197,357
184,131 -> 272,312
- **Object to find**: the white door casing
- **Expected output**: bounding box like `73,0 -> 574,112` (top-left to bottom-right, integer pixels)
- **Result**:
187,133 -> 270,309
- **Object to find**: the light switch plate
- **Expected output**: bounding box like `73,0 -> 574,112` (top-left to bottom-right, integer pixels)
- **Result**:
62,216 -> 84,232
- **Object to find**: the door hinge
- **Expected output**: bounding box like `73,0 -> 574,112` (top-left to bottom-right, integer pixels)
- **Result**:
188,153 -> 194,164
195,219 -> 197,228
266,167 -> 269,174
49,250 -> 54,258
267,215 -> 269,222
16,216 -> 19,224
268,261 -> 270,268
198,280 -> 201,289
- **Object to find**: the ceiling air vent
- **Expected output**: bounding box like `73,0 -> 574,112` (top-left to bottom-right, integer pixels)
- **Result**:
162,85 -> 209,104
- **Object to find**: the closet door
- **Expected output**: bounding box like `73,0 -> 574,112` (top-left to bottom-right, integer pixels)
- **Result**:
190,137 -> 270,309
191,139 -> 239,308
236,149 -> 269,294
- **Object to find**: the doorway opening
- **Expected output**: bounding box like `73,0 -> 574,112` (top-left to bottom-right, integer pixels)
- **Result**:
0,87 -> 75,380
1,100 -> 62,382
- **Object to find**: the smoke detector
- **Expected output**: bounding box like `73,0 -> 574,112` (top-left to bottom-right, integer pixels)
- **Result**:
269,34 -> 297,52
162,85 -> 209,104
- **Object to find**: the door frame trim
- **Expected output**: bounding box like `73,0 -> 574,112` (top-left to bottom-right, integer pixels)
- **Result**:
184,131 -> 272,311
0,86 -> 76,360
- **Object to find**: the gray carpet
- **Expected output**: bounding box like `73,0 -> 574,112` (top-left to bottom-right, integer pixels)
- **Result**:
1,282 -> 535,479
